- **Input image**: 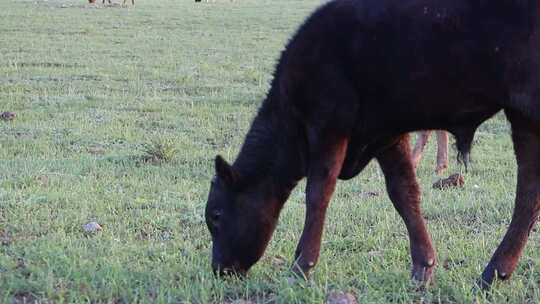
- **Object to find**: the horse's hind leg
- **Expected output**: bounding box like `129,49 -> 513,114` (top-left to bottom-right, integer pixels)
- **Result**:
480,110 -> 540,288
377,134 -> 436,283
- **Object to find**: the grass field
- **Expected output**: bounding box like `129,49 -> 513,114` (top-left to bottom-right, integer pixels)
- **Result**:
1,0 -> 540,303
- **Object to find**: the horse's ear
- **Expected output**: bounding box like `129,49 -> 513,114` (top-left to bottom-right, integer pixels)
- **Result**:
215,155 -> 239,187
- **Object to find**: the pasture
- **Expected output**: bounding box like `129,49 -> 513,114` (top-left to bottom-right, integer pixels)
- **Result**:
1,0 -> 539,302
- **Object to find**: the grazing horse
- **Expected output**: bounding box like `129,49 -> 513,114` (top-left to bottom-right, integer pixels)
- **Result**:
205,0 -> 540,288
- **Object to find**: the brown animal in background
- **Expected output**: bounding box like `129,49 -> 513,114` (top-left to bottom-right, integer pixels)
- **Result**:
205,0 -> 540,290
412,130 -> 449,174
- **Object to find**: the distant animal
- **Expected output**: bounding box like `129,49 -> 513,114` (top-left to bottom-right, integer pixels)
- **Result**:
205,0 -> 540,290
411,130 -> 449,174
123,0 -> 134,5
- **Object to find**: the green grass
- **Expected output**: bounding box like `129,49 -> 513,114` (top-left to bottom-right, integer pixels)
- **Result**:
1,0 -> 539,303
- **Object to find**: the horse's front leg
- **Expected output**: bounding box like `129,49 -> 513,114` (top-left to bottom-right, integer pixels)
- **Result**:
377,135 -> 436,283
292,133 -> 348,278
